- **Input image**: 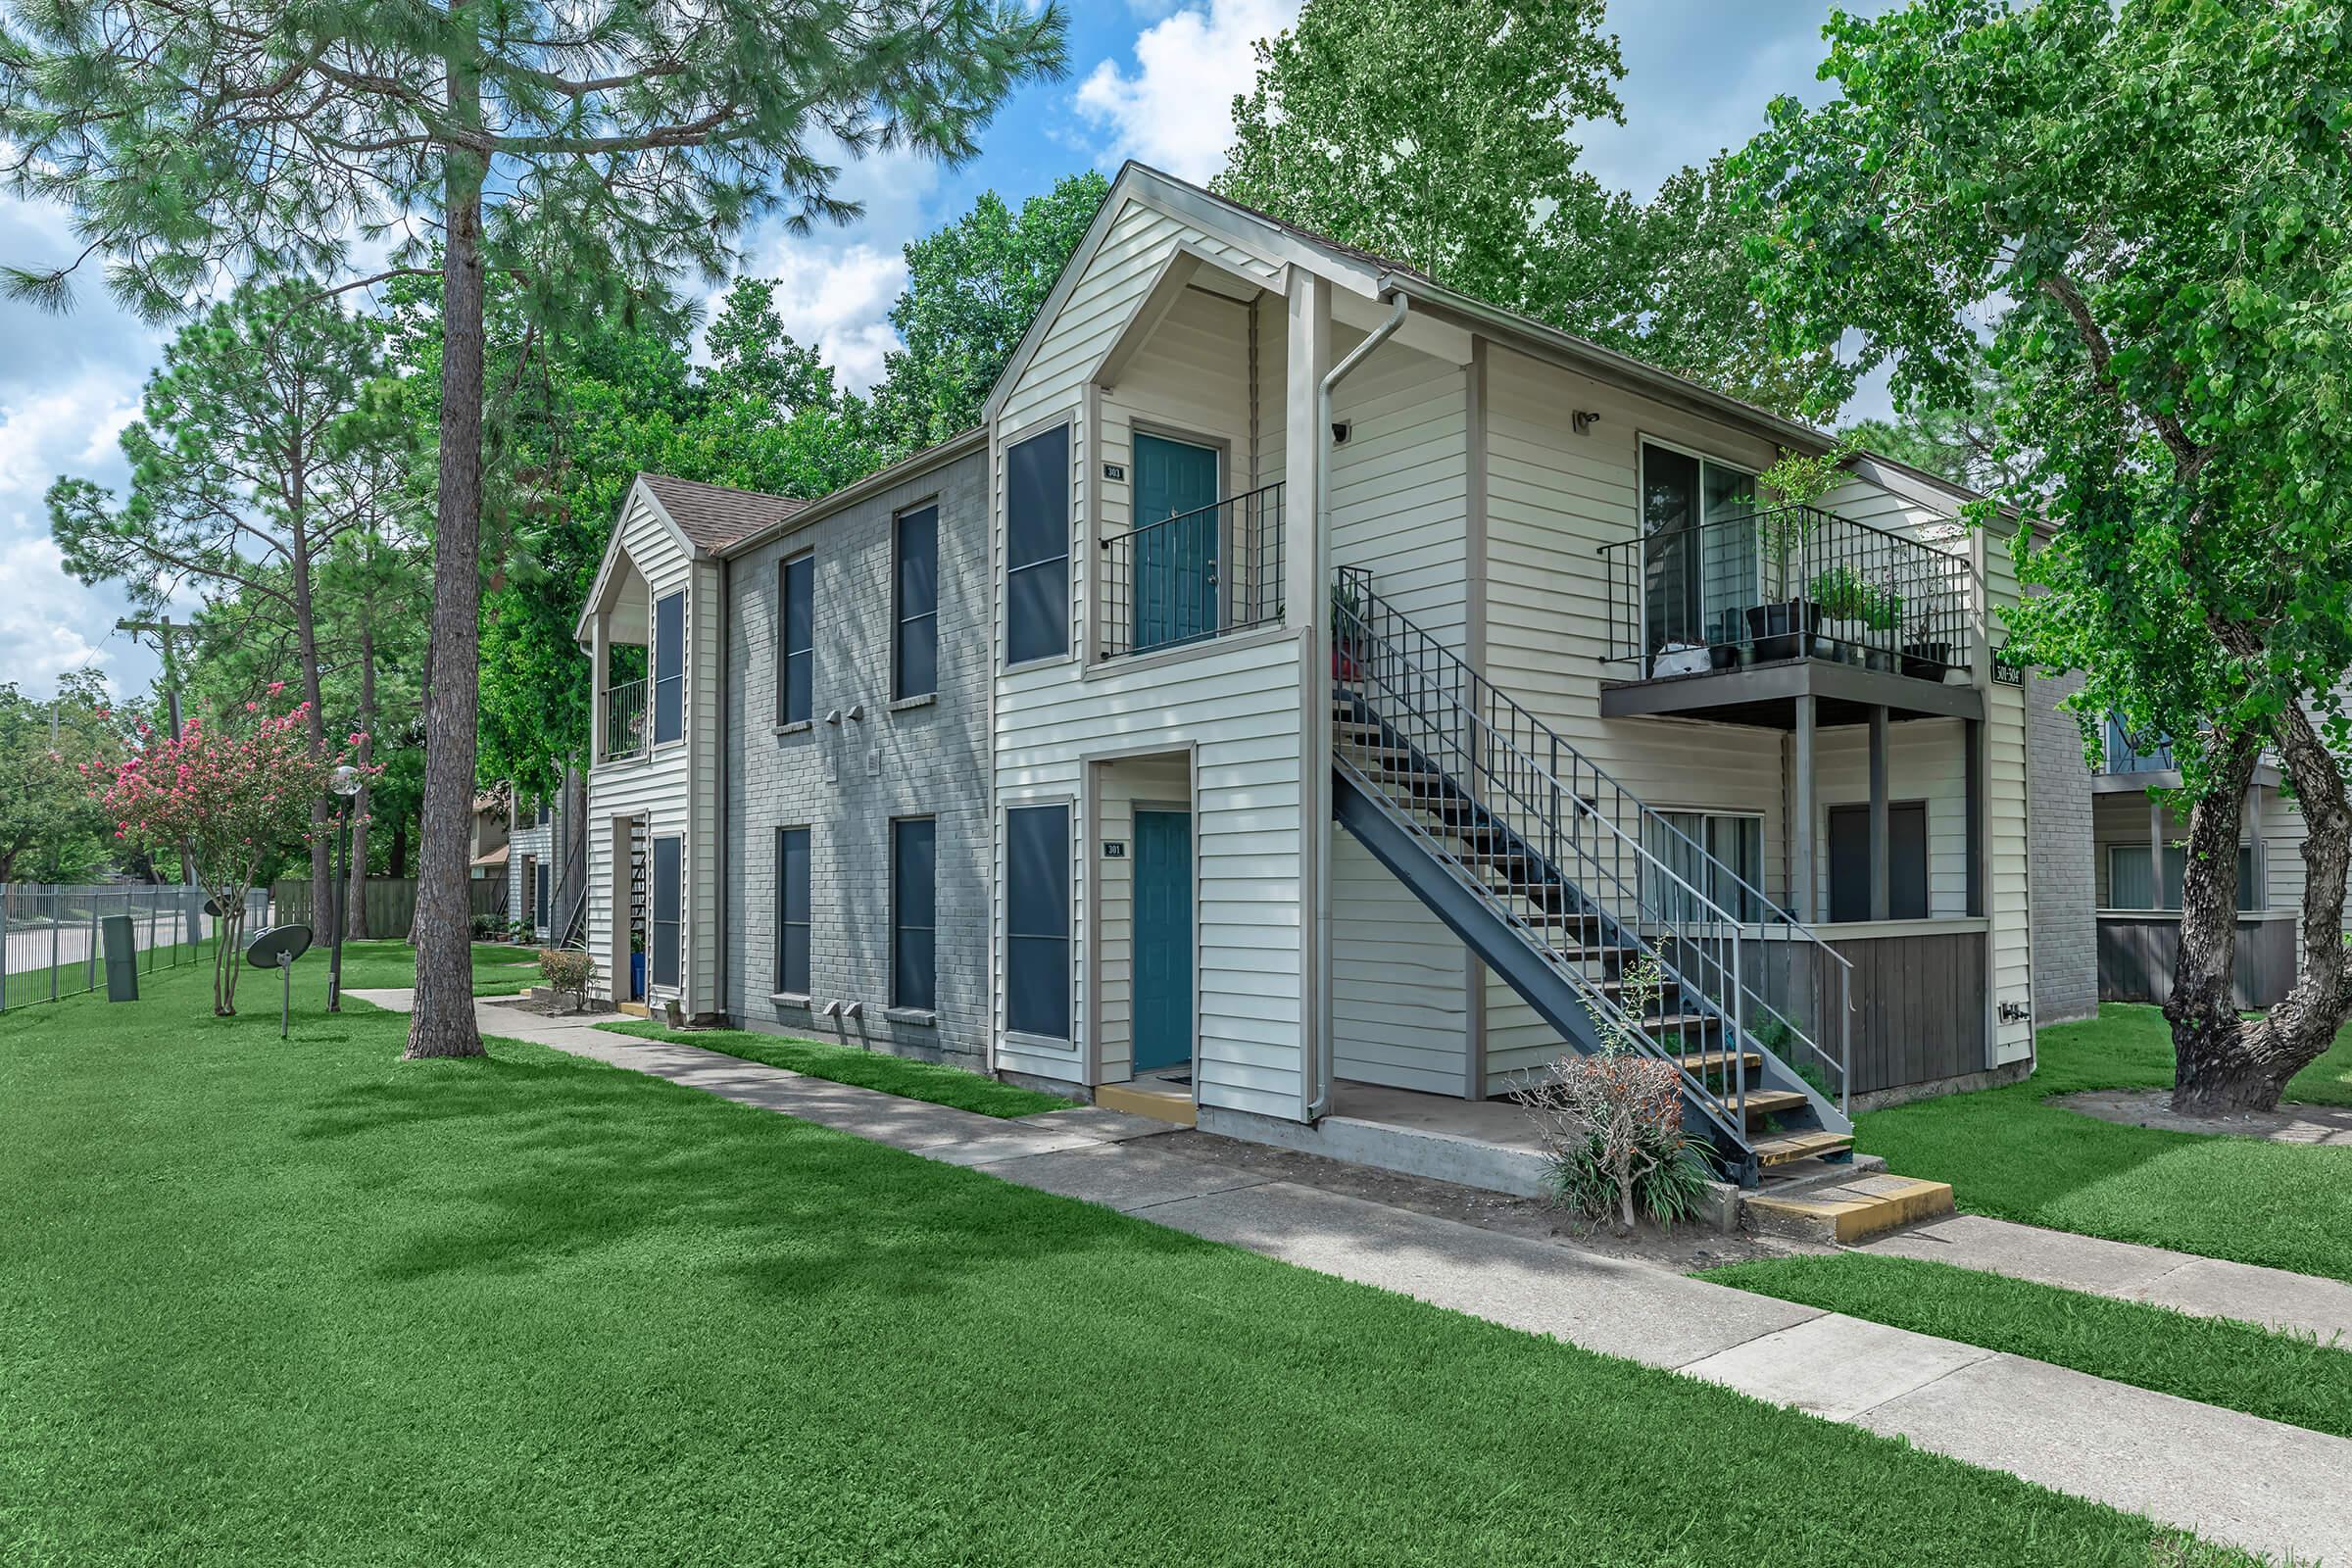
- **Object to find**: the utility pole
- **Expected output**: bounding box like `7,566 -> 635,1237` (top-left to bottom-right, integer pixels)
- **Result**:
117,617 -> 201,942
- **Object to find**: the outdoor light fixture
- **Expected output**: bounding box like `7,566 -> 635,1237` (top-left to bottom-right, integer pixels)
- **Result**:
1572,410 -> 1601,435
326,764 -> 364,1014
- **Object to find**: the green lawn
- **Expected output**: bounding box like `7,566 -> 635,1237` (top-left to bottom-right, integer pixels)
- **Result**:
0,969 -> 2259,1567
1702,1251 -> 2352,1442
603,1019 -> 1078,1117
1857,1004 -> 2352,1284
331,938 -> 541,996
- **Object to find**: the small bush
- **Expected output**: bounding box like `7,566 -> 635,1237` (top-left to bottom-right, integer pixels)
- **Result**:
1515,960 -> 1719,1234
537,948 -> 596,995
468,913 -> 504,940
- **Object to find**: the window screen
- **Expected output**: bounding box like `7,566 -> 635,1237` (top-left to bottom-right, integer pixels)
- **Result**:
893,817 -> 936,1010
1004,804 -> 1070,1039
652,591 -> 685,746
776,826 -> 810,995
2109,842 -> 2259,912
1004,425 -> 1071,664
651,836 -> 682,990
1828,803 -> 1930,922
779,556 -> 813,725
895,506 -> 938,701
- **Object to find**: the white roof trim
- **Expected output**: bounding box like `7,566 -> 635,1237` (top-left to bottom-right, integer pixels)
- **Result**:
571,476 -> 696,646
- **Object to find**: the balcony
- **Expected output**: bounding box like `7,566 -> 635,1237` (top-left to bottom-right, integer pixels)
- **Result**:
1100,482 -> 1284,661
602,677 -> 648,762
1598,503 -> 1984,729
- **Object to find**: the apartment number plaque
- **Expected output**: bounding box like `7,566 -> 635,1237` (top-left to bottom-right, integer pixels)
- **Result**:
1102,841 -> 1126,858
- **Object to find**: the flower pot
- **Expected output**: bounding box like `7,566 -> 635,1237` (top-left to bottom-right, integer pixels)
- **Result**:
1332,642 -> 1367,682
1707,642 -> 1740,671
1864,646 -> 1895,673
1745,601 -> 1821,663
630,953 -> 646,1001
1902,640 -> 1954,680
1822,616 -> 1866,662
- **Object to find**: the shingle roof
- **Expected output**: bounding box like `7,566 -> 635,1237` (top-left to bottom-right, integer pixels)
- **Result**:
638,473 -> 810,554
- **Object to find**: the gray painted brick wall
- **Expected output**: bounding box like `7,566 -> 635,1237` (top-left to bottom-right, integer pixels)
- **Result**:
2029,669 -> 2098,1024
722,446 -> 991,1066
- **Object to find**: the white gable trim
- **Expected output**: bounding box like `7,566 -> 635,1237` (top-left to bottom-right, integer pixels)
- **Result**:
571,475 -> 699,646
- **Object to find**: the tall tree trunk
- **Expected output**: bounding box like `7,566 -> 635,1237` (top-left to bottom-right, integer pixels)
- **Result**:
2164,729 -> 2261,1096
405,31 -> 489,1060
345,585 -> 377,941
2175,707 -> 2352,1112
288,449 -> 336,953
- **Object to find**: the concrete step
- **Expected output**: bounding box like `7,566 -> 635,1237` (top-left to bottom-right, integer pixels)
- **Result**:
615,1001 -> 650,1018
1743,1169 -> 1953,1244
1096,1080 -> 1197,1128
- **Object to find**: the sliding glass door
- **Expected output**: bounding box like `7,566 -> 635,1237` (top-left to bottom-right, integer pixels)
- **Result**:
1642,441 -> 1759,657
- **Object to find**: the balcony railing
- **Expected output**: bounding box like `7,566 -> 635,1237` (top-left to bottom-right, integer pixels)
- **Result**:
2100,712 -> 2177,774
1101,482 -> 1284,660
602,678 -> 648,762
1599,503 -> 1977,683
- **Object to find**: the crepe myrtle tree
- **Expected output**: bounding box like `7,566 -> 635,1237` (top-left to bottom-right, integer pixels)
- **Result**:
88,698 -> 365,1016
1734,0 -> 2352,1111
1,1 -> 1066,1059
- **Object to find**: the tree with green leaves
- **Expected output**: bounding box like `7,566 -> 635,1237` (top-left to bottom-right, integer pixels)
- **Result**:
1216,0 -> 1632,332
0,671 -> 125,884
1736,0 -> 2352,1111
48,279 -> 405,936
870,170 -> 1108,450
3,0 -> 1067,1058
1838,359 -> 2027,495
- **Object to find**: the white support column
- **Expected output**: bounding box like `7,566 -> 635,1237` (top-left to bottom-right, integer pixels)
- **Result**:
1793,694 -> 1817,922
2246,782 -> 2266,912
1285,270 -> 1333,1119
589,613 -> 609,763
1869,705 -> 1890,922
2149,793 -> 2166,910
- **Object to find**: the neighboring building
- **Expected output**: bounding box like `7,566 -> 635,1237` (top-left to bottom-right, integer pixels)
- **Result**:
506,792 -> 552,943
979,163 -> 2037,1182
2026,672 -> 2099,1025
575,450 -> 991,1056
468,790 -> 511,912
719,434 -> 992,1066
2089,714 -> 2307,1009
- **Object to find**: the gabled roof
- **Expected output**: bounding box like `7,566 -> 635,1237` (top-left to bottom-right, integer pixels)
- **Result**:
985,163 -> 2000,499
716,427 -> 985,560
637,473 -> 809,554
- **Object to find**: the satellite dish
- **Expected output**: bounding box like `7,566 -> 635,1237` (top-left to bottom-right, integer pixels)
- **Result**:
204,895 -> 230,917
245,925 -> 314,969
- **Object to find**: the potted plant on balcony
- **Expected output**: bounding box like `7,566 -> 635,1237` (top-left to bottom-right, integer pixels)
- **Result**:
1900,598 -> 1958,681
1749,445 -> 1847,662
1330,574 -> 1372,682
1808,565 -> 1872,662
629,929 -> 647,1002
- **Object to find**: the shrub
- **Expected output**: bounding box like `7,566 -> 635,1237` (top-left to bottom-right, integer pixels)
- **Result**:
1515,960 -> 1720,1234
537,948 -> 596,995
468,913 -> 503,940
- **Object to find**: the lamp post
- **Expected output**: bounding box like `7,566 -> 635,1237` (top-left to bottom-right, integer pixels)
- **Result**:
327,764 -> 363,1012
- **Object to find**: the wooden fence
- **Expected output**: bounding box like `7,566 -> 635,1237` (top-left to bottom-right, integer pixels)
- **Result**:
270,876 -> 507,937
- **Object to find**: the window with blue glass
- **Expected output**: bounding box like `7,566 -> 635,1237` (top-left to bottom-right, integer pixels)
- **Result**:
1004,425 -> 1070,665
892,817 -> 936,1010
775,826 -> 810,994
652,590 -> 685,745
1004,804 -> 1070,1039
778,554 -> 813,725
894,505 -> 938,701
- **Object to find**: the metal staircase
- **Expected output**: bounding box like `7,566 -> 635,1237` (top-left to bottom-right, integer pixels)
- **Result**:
1329,567 -> 1855,1186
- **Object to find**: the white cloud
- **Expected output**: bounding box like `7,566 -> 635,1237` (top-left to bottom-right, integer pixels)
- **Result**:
1075,0 -> 1298,182
0,534 -> 121,690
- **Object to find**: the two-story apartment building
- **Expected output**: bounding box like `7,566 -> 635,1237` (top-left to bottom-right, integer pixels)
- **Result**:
575,444 -> 994,1063
979,165 -> 2037,1185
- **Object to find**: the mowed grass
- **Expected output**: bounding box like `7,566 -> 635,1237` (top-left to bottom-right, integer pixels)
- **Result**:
1702,1251 -> 2352,1442
1857,1004 -> 2352,1284
0,971 -> 2259,1567
602,1019 -> 1078,1117
331,938 -> 540,996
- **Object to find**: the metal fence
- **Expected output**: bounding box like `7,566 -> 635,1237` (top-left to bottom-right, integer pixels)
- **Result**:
0,883 -> 266,1011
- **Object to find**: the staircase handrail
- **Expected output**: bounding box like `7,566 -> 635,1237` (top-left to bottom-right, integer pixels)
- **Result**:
1334,566 -> 1852,1110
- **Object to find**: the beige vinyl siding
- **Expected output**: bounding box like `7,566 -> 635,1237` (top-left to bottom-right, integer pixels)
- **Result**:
1326,333 -> 1478,1093
993,195 -> 1306,1117
584,487 -> 705,1010
2092,790 -> 2303,915
1093,753 -> 1192,1084
995,636 -> 1307,1115
1984,542 -> 2033,1062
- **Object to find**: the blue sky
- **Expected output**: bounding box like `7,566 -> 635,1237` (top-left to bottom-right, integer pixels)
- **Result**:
0,0 -> 1886,702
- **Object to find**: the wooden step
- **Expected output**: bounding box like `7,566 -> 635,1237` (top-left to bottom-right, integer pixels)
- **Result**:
1095,1080 -> 1196,1128
1668,1049 -> 1757,1074
1743,1173 -> 1953,1244
1726,1089 -> 1811,1123
1750,1129 -> 1853,1166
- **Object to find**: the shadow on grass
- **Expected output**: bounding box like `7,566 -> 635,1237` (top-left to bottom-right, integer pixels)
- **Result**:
292,1038 -> 1201,1301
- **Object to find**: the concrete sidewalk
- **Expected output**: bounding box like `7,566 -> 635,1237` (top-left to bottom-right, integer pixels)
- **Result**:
1868,1212 -> 2352,1344
352,991 -> 2350,1567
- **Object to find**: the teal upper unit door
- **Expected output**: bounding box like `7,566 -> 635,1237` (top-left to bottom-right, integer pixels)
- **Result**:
1131,433 -> 1221,653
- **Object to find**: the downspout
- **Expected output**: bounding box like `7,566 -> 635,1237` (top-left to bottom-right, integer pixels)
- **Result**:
713,552 -> 730,1025
1305,283 -> 1410,1120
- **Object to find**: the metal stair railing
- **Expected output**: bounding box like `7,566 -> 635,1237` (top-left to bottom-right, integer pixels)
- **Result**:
1333,567 -> 1853,1130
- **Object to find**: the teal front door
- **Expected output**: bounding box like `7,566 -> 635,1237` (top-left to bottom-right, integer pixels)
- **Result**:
1131,433 -> 1221,652
1131,808 -> 1194,1072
